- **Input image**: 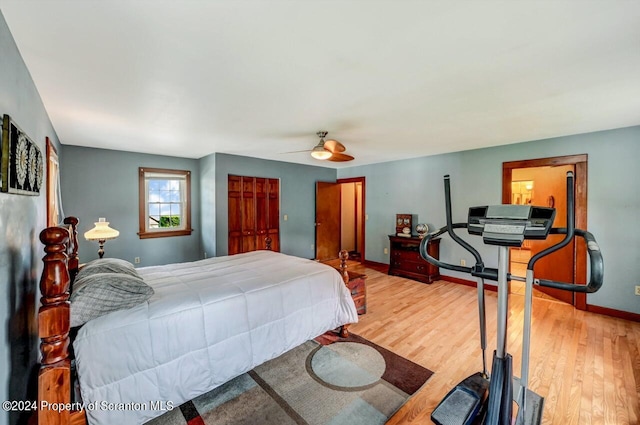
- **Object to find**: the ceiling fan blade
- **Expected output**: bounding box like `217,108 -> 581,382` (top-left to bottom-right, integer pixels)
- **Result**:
327,152 -> 354,162
281,149 -> 311,154
324,139 -> 346,153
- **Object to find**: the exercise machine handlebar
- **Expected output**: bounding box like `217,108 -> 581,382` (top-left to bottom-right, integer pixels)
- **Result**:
536,227 -> 603,293
420,172 -> 603,293
419,175 -> 488,275
443,175 -> 484,267
419,225 -> 474,274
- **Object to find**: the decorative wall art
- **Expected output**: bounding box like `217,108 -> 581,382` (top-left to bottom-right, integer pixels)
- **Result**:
1,114 -> 43,195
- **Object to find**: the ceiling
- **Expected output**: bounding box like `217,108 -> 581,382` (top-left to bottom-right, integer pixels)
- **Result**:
1,1 -> 639,168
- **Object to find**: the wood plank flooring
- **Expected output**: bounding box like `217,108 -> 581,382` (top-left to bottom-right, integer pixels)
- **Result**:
344,264 -> 640,425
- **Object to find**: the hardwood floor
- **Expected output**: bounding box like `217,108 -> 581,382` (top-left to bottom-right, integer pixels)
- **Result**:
345,264 -> 640,425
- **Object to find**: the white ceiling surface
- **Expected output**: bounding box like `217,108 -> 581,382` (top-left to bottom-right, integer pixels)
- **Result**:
1,1 -> 639,168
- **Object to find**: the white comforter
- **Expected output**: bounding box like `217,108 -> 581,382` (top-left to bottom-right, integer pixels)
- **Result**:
74,251 -> 358,425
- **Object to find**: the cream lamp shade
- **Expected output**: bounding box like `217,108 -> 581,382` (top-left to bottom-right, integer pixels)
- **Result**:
84,218 -> 119,258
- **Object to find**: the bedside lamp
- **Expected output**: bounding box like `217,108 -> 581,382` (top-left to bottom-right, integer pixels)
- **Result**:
84,218 -> 119,258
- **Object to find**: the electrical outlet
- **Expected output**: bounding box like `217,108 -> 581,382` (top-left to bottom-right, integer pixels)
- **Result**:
134,257 -> 141,264
460,259 -> 466,267
383,248 -> 388,255
635,285 -> 640,296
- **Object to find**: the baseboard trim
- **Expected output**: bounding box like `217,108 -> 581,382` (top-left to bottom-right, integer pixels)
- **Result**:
362,259 -> 388,273
441,276 -> 639,322
586,304 -> 640,322
440,275 -> 498,292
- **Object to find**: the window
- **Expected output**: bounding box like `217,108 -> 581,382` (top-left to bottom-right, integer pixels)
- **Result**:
138,167 -> 192,239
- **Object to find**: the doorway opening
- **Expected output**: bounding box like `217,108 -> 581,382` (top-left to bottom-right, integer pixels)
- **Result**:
339,180 -> 364,262
502,154 -> 588,309
315,177 -> 366,264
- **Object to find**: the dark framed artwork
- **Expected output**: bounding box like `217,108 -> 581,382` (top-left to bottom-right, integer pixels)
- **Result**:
1,114 -> 43,195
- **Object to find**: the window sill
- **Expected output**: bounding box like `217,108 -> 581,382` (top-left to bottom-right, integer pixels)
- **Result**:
138,229 -> 193,239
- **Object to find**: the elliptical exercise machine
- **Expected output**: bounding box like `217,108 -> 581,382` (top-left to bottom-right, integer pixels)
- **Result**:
419,171 -> 604,425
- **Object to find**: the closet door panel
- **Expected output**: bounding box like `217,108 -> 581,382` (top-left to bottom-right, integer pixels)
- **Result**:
255,178 -> 268,249
228,175 -> 243,255
241,177 -> 256,252
267,179 -> 280,252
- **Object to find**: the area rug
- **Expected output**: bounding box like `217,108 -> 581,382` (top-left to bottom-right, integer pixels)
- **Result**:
147,333 -> 433,425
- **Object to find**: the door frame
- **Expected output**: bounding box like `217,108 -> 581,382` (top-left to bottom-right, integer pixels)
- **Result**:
337,176 -> 366,262
502,154 -> 588,310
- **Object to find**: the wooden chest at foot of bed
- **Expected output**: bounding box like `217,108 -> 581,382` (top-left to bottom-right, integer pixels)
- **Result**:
345,271 -> 367,315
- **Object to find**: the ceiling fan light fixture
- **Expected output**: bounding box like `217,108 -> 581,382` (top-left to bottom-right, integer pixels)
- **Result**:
311,144 -> 332,160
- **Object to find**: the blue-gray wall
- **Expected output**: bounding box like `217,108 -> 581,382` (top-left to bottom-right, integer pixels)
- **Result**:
200,152 -> 216,259
0,11 -> 60,425
339,126 -> 640,314
210,153 -> 336,258
60,146 -> 202,267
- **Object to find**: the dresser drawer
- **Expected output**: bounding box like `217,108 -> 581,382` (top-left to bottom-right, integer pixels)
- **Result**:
392,249 -> 424,262
392,259 -> 430,275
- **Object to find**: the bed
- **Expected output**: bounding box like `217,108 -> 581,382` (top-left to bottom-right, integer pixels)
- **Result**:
36,217 -> 358,425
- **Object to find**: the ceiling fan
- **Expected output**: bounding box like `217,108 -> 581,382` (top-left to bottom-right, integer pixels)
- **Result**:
310,131 -> 354,162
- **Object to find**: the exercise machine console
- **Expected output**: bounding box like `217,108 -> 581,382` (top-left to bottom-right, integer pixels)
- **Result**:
419,172 -> 603,425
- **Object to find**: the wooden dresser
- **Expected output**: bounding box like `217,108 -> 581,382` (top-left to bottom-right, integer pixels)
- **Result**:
388,235 -> 440,283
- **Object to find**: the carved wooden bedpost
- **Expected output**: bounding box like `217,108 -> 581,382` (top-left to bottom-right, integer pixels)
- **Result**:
265,236 -> 272,251
338,250 -> 349,285
338,249 -> 350,338
63,217 -> 79,282
38,227 -> 71,425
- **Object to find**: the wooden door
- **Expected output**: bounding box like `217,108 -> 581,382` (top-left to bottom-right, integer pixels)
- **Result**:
241,177 -> 256,252
526,165 -> 575,304
315,182 -> 341,261
255,178 -> 268,250
228,175 -> 243,255
229,175 -> 280,255
267,178 -> 280,251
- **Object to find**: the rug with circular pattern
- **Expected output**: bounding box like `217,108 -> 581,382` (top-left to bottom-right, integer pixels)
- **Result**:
147,333 -> 434,425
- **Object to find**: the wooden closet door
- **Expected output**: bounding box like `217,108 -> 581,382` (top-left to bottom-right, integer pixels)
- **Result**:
228,175 -> 243,255
228,175 -> 279,255
255,178 -> 268,250
267,178 -> 280,252
241,177 -> 256,252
